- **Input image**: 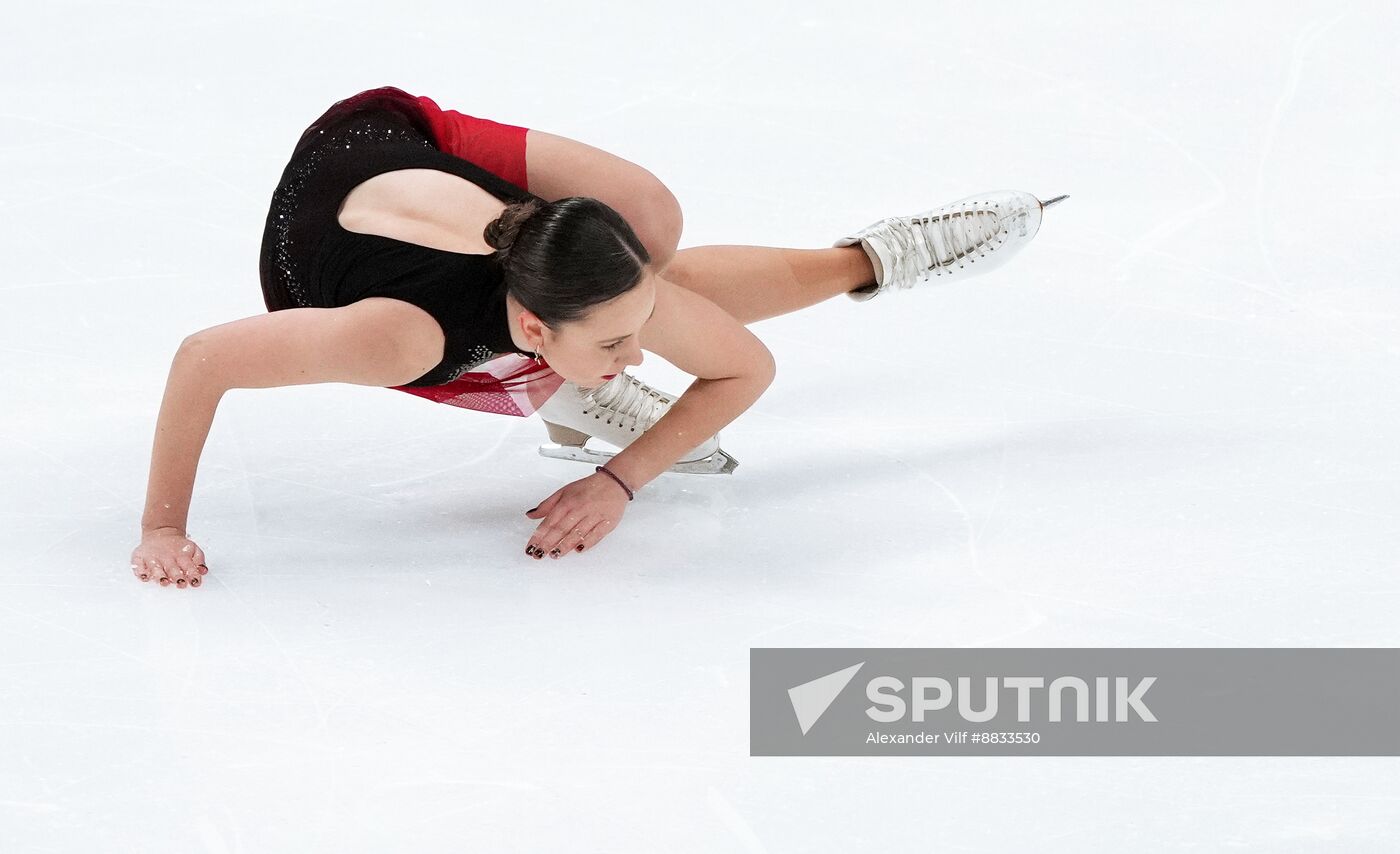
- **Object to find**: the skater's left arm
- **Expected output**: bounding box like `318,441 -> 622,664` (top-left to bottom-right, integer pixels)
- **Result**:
523,277 -> 775,560
607,275 -> 776,490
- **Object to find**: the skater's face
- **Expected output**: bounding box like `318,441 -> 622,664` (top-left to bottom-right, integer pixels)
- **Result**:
540,273 -> 655,390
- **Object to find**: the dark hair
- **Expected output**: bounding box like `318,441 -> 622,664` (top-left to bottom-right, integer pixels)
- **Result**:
483,196 -> 651,328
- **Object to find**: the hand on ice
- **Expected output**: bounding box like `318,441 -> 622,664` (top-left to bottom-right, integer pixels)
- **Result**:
524,471 -> 630,560
131,528 -> 209,588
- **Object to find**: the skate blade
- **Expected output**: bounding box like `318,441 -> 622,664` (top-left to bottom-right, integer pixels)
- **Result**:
1040,194 -> 1070,209
539,442 -> 739,475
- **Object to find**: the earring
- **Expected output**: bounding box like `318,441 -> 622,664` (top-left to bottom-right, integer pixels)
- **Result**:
533,347 -> 543,365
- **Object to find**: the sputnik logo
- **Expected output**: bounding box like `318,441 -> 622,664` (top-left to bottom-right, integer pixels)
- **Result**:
788,662 -> 865,735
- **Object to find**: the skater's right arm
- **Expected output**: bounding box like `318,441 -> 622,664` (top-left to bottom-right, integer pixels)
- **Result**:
133,298 -> 444,588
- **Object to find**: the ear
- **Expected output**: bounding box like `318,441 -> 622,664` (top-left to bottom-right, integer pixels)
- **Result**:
516,308 -> 547,347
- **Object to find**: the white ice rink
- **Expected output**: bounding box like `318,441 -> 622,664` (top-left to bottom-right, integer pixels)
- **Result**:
3,0 -> 1398,850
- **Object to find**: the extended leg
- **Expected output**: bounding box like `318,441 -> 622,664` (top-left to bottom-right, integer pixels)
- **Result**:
665,190 -> 1070,320
658,245 -> 876,326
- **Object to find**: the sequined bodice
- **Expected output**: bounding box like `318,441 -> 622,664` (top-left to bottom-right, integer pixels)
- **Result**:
258,108 -> 543,387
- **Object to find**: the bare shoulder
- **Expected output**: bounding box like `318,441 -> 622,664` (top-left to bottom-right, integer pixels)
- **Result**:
188,297 -> 445,389
637,276 -> 776,381
348,296 -> 447,376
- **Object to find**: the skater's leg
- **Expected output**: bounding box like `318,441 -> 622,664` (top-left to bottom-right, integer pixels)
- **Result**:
659,245 -> 877,325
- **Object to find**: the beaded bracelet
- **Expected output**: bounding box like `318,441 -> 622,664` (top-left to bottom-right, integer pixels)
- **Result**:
594,465 -> 635,501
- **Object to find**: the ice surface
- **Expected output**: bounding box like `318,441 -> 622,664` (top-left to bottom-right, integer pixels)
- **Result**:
2,0 -> 1398,850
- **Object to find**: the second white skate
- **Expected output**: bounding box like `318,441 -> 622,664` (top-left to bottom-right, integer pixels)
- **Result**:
535,371 -> 739,475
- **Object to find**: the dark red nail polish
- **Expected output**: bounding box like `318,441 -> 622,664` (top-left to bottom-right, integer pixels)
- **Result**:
575,544 -> 584,552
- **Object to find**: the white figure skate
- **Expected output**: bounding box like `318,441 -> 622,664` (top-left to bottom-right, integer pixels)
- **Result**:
536,371 -> 739,475
835,190 -> 1069,301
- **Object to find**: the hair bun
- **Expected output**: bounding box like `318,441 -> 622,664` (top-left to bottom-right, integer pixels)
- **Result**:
484,198 -> 546,252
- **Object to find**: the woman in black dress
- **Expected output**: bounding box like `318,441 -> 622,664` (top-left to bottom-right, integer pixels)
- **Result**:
130,85 -> 1065,588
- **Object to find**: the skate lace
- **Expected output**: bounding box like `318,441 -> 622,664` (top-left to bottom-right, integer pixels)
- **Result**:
581,372 -> 670,431
874,204 -> 1004,291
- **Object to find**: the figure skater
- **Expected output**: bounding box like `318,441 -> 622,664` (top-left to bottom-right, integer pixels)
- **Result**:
130,85 -> 1065,589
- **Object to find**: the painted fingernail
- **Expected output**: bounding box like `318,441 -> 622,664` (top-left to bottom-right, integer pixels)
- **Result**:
159,578 -> 170,586
198,565 -> 208,575
139,573 -> 149,580
575,544 -> 584,552
190,577 -> 201,587
526,545 -> 535,556
175,579 -> 186,588
526,505 -> 539,514
550,549 -> 561,558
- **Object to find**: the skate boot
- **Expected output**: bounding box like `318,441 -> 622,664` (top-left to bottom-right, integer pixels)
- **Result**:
535,371 -> 739,475
834,190 -> 1069,301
